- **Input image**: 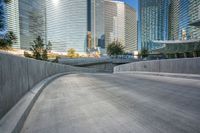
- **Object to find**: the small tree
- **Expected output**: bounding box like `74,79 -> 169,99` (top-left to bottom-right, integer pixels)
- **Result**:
67,48 -> 79,58
107,41 -> 125,56
140,48 -> 149,58
30,36 -> 51,60
0,31 -> 17,49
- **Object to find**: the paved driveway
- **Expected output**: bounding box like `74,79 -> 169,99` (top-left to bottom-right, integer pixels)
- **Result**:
21,73 -> 200,133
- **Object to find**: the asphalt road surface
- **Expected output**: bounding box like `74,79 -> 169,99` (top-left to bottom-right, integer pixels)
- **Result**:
21,73 -> 200,133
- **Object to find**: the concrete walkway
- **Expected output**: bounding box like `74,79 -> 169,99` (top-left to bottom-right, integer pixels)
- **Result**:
21,73 -> 200,133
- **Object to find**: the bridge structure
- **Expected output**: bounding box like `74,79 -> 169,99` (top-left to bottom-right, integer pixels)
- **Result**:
0,52 -> 200,133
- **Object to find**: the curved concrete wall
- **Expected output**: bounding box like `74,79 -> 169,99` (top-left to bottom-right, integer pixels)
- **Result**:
114,58 -> 200,75
0,52 -> 98,119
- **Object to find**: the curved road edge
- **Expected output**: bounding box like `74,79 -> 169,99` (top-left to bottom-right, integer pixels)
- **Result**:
0,73 -> 71,133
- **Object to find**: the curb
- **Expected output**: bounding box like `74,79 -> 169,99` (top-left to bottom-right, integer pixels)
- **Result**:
114,71 -> 200,80
0,73 -> 69,133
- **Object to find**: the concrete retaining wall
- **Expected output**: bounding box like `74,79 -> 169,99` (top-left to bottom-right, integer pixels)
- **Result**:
114,58 -> 200,75
85,63 -> 117,73
0,52 -> 98,119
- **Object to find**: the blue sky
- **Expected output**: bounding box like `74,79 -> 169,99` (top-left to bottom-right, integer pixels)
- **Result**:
115,0 -> 138,10
124,0 -> 138,10
115,0 -> 138,17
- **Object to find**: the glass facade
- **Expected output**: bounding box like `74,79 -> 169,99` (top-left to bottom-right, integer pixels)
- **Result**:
189,0 -> 200,40
46,0 -> 105,53
1,0 -> 20,48
125,4 -> 137,52
19,0 -> 46,49
139,0 -> 170,50
104,0 -> 137,52
0,0 -> 6,36
169,0 -> 190,40
46,0 -> 88,53
91,0 -> 105,50
139,0 -> 200,53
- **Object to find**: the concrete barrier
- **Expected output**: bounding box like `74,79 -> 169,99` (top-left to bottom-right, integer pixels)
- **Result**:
0,52 -> 98,119
114,58 -> 200,75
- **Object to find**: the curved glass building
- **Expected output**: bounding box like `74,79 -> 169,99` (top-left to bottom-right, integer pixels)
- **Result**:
139,0 -> 170,50
19,0 -> 46,49
46,0 -> 105,53
0,0 -> 20,48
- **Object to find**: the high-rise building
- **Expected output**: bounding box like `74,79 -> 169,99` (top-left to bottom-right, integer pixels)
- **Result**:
90,0 -> 105,50
46,0 -> 88,53
168,0 -> 191,40
189,0 -> 200,39
1,0 -> 105,53
46,0 -> 105,53
104,0 -> 137,53
0,0 -> 20,48
19,0 -> 46,49
139,0 -> 200,56
2,0 -> 137,54
125,4 -> 137,52
138,0 -> 170,50
0,0 -> 46,49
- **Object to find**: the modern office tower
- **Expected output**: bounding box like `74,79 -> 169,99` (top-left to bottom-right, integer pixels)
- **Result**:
90,0 -> 105,50
0,0 -> 20,48
46,0 -> 88,53
104,0 -> 137,53
168,0 -> 200,41
189,0 -> 200,39
168,0 -> 191,40
19,0 -> 46,49
104,0 -> 125,47
138,0 -> 170,50
125,4 -> 137,53
46,0 -> 105,53
0,0 -> 46,49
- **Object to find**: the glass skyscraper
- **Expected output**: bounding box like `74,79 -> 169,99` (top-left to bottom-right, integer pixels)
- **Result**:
139,0 -> 170,50
0,0 -> 20,48
104,0 -> 137,53
0,0 -> 46,49
189,0 -> 200,39
139,0 -> 200,55
46,0 -> 88,53
19,0 -> 46,49
90,0 -> 105,50
46,0 -> 105,53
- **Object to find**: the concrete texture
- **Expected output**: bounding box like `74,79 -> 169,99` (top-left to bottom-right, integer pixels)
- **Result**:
58,57 -> 136,66
114,58 -> 200,75
84,63 -> 117,73
0,73 -> 68,133
58,58 -> 137,73
21,73 -> 200,133
0,52 -> 98,120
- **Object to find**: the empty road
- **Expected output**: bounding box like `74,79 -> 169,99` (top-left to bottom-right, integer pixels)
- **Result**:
21,73 -> 200,133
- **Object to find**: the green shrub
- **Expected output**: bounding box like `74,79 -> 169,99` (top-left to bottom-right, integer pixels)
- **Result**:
24,51 -> 33,58
0,31 -> 16,49
107,41 -> 125,56
30,36 -> 52,61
